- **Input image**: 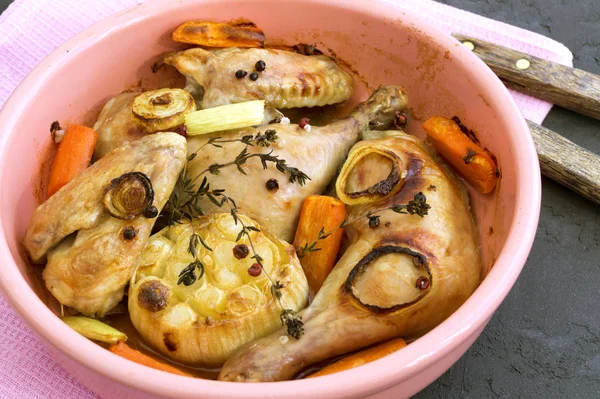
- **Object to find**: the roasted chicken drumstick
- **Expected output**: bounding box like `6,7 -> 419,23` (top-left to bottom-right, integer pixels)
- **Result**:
219,131 -> 481,381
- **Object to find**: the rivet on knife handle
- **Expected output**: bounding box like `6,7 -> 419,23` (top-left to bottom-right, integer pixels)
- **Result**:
527,120 -> 600,205
453,34 -> 600,120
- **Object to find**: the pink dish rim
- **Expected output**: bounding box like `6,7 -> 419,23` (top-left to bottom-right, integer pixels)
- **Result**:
0,0 -> 541,398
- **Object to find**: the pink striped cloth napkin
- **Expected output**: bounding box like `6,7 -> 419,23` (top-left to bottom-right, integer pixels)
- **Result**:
0,1 -> 572,398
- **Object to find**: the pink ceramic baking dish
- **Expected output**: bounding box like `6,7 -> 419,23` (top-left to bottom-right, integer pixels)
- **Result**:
0,0 -> 540,397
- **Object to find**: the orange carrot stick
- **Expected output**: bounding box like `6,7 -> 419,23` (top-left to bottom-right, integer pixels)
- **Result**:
293,195 -> 347,297
172,20 -> 265,48
307,338 -> 407,378
422,116 -> 498,194
109,342 -> 192,377
47,124 -> 97,197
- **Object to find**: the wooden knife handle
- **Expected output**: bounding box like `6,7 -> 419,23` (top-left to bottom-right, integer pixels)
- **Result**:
453,34 -> 600,120
527,120 -> 600,204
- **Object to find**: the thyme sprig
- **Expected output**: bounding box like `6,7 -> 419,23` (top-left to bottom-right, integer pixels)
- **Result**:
187,129 -> 310,186
227,197 -> 304,339
297,192 -> 431,258
165,167 -> 227,226
177,222 -> 211,286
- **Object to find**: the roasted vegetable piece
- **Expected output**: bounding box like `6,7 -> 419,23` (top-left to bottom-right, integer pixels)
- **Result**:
219,131 -> 481,382
103,172 -> 154,220
293,195 -> 347,298
185,100 -> 265,135
23,133 -> 187,316
172,20 -> 265,48
62,316 -> 127,344
307,337 -> 407,378
163,47 -> 354,109
109,342 -> 192,377
128,213 -> 308,366
185,85 -> 409,242
132,88 -> 196,133
422,116 -> 498,194
47,124 -> 98,197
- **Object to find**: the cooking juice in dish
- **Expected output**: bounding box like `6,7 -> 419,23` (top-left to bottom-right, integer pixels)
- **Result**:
23,20 -> 490,381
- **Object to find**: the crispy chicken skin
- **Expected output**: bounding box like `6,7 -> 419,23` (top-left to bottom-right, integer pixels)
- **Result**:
219,131 -> 481,381
24,133 -> 187,316
163,47 -> 354,109
92,92 -> 147,160
186,85 -> 408,242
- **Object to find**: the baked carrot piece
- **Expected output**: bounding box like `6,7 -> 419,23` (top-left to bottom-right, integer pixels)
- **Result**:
47,124 -> 97,197
307,338 -> 407,378
293,195 -> 346,297
172,20 -> 265,48
422,116 -> 498,194
109,342 -> 192,377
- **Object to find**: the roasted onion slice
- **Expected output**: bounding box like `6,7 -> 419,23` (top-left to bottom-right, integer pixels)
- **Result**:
132,88 -> 196,132
128,213 -> 309,366
335,144 -> 405,205
103,172 -> 154,220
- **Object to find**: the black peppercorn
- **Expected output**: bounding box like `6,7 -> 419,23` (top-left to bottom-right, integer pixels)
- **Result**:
123,226 -> 137,240
235,70 -> 248,79
416,276 -> 430,290
249,72 -> 259,81
144,205 -> 158,218
368,216 -> 380,229
265,178 -> 279,192
255,60 -> 266,71
233,244 -> 250,259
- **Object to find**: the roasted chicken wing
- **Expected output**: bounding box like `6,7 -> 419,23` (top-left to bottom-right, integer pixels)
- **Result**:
219,131 -> 481,381
24,133 -> 187,316
163,47 -> 354,109
185,85 -> 408,242
92,92 -> 147,160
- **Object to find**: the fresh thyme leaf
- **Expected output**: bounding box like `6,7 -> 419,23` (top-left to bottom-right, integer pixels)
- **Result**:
191,202 -> 204,216
280,309 -> 304,339
240,135 -> 254,146
177,260 -> 205,286
236,164 -> 247,175
197,234 -> 212,251
264,129 -> 278,142
270,281 -> 284,300
188,233 -> 200,256
208,163 -> 221,175
235,229 -> 245,242
207,193 -> 223,207
406,192 -> 431,216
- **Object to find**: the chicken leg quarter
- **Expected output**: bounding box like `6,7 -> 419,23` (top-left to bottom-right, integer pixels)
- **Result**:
219,131 -> 481,381
186,85 -> 408,242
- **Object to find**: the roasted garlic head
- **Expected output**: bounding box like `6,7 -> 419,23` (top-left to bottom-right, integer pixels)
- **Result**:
128,213 -> 309,366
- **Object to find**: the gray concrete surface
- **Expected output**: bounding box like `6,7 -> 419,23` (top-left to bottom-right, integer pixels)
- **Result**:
0,0 -> 598,398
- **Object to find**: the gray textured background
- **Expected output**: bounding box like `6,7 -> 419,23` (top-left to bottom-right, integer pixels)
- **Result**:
0,0 -> 598,398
